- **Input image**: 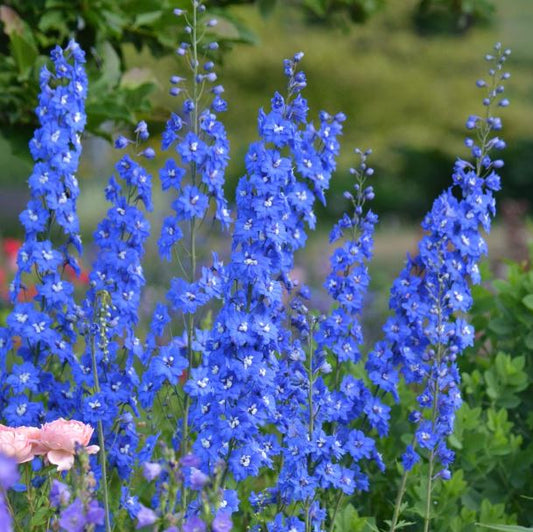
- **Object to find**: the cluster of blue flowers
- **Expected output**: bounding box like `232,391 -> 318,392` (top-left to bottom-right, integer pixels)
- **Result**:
78,123 -> 155,479
0,40 -> 87,425
263,150 -> 386,529
139,2 -> 231,442
186,52 -> 346,500
374,44 -> 511,482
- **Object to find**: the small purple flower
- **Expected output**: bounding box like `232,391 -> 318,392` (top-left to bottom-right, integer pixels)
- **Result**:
180,453 -> 201,468
136,504 -> 158,529
142,461 -> 163,482
189,467 -> 209,490
49,479 -> 71,507
213,511 -> 233,532
183,515 -> 206,532
0,453 -> 19,490
58,498 -> 87,532
86,500 -> 105,525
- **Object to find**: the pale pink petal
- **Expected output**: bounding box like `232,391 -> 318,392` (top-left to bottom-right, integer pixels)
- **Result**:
17,450 -> 34,464
85,445 -> 100,455
46,450 -> 75,472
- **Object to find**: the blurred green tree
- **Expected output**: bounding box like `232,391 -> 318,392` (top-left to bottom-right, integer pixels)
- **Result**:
0,0 -> 495,158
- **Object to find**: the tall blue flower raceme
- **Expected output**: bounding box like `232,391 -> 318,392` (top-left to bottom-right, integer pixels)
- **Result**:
185,51 -> 345,514
134,2 -> 233,526
138,1 -> 232,453
76,124 -> 154,481
0,40 -> 87,425
384,44 -> 511,531
265,150 -> 386,530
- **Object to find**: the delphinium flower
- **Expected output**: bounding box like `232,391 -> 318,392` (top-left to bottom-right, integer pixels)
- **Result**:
120,446 -> 232,530
384,44 -> 511,532
0,40 -> 87,426
77,122 -> 154,484
49,450 -> 105,532
186,51 -> 345,520
139,1 -> 231,467
267,151 -> 385,530
0,453 -> 19,530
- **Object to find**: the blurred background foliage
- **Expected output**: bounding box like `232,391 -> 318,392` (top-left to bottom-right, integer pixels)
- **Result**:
1,0 -> 532,233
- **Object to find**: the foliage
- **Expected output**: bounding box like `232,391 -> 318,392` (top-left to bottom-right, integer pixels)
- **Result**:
0,0 -> 253,155
0,0 -> 498,161
459,254 -> 533,526
415,0 -> 496,33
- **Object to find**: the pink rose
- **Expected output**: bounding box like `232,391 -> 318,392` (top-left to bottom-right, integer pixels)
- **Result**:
38,419 -> 100,471
0,424 -> 36,463
16,426 -> 47,455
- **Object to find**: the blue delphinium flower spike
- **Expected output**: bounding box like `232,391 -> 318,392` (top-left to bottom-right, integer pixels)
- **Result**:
271,149 -> 384,529
375,44 -> 511,482
0,40 -> 87,424
186,53 -> 345,513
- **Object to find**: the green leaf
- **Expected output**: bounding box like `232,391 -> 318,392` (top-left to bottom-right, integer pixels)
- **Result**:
134,11 -> 163,27
522,294 -> 533,311
29,507 -> 51,527
91,41 -> 122,90
525,331 -> 533,350
9,33 -> 38,77
303,0 -> 328,16
488,318 -> 513,336
0,5 -> 38,78
333,504 -> 379,532
37,10 -> 69,37
210,9 -> 259,45
449,432 -> 463,449
258,0 -> 277,17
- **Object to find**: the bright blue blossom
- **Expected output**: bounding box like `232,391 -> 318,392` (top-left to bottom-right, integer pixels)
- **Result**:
369,44 -> 511,478
269,150 -> 384,528
0,40 -> 87,424
77,122 -> 154,480
141,5 -> 232,462
187,54 -> 346,529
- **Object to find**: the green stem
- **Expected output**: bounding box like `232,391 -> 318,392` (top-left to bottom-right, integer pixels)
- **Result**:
91,308 -> 112,532
192,0 -> 199,139
423,451 -> 435,532
328,492 -> 344,532
181,0 -> 201,461
421,280 -> 445,532
181,217 -> 197,459
304,498 -> 312,532
304,329 -> 316,532
180,5 -> 201,515
389,463 -> 410,532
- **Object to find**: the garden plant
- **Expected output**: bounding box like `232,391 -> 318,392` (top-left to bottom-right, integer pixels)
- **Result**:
0,1 -> 524,531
